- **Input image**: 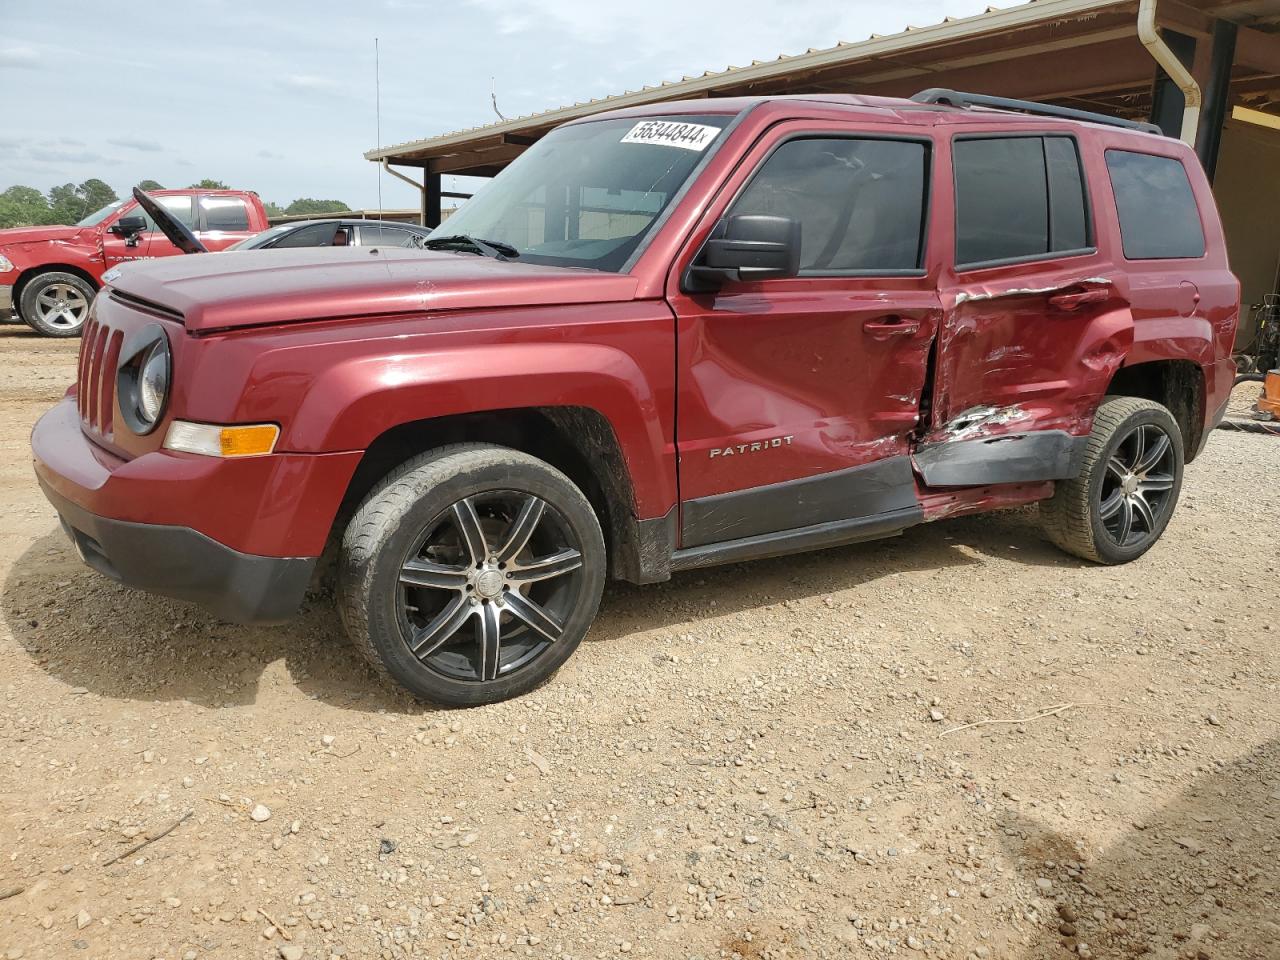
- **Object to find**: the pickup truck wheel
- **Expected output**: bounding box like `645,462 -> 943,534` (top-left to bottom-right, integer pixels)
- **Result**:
1041,397 -> 1184,564
19,272 -> 95,337
338,444 -> 606,706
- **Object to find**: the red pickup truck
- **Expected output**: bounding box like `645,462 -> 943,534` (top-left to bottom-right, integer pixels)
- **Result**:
0,189 -> 267,336
32,91 -> 1238,706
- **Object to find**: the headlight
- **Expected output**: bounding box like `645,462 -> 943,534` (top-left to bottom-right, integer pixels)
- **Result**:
116,325 -> 170,435
0,254 -> 14,273
138,340 -> 169,424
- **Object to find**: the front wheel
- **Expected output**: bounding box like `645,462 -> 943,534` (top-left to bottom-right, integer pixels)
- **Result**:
337,444 -> 606,706
19,271 -> 96,337
1041,397 -> 1184,564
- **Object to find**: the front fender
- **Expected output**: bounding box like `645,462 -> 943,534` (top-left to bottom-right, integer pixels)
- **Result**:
187,305 -> 678,518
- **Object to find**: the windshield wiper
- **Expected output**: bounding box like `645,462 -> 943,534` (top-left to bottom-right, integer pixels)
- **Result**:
422,234 -> 520,260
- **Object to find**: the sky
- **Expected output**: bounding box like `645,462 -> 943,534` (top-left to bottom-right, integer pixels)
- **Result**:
1,0 -> 995,211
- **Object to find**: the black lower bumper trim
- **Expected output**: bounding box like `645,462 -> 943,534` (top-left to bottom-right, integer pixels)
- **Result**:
39,478 -> 316,625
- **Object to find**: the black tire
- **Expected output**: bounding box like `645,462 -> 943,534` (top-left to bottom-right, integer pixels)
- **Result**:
338,444 -> 606,706
19,271 -> 95,337
1041,397 -> 1184,564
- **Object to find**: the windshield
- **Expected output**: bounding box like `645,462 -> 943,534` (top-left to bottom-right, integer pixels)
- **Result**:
77,199 -> 127,227
432,115 -> 732,272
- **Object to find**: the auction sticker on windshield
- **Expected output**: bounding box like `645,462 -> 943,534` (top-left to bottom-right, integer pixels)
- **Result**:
621,120 -> 720,151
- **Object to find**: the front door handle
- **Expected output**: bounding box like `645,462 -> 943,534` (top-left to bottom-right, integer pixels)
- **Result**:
863,315 -> 920,338
1048,286 -> 1111,311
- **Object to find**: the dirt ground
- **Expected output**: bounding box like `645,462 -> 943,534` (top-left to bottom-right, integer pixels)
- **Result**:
0,323 -> 1276,960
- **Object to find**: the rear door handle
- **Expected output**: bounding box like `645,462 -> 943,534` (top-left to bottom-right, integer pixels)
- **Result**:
1048,286 -> 1111,311
863,315 -> 921,338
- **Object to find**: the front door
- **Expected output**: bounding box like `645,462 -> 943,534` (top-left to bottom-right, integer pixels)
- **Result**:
921,131 -> 1133,487
668,122 -> 940,548
140,194 -> 200,259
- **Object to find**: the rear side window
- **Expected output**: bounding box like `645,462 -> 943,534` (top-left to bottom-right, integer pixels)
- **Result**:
201,196 -> 250,231
271,222 -> 344,248
1105,150 -> 1205,260
361,224 -> 417,247
953,136 -> 1090,267
728,137 -> 928,273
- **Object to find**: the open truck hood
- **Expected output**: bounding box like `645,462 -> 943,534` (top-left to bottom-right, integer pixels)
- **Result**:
107,246 -> 640,332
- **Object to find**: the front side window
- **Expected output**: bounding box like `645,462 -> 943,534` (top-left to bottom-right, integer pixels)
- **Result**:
201,196 -> 249,231
953,135 -> 1090,267
434,114 -> 732,272
727,137 -> 928,273
1105,150 -> 1204,260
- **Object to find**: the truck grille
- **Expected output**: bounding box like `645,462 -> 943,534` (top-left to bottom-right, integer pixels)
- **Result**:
76,317 -> 124,437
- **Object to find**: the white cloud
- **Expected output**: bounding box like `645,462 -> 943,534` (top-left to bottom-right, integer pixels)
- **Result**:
107,137 -> 163,152
0,46 -> 40,69
279,74 -> 340,94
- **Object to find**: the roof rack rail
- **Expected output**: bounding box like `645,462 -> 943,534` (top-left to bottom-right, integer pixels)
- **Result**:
910,88 -> 1164,136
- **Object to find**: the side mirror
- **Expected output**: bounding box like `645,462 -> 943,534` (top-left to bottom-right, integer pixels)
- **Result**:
111,216 -> 147,238
685,214 -> 801,292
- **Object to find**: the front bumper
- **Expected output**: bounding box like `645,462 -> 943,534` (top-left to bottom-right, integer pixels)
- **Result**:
41,478 -> 315,624
31,397 -> 360,624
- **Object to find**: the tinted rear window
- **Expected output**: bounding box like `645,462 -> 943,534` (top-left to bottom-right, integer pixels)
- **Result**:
953,136 -> 1090,267
201,196 -> 250,231
1105,150 -> 1205,260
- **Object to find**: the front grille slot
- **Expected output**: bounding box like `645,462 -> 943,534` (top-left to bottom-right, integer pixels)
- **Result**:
76,319 -> 122,436
99,331 -> 123,436
85,324 -> 109,428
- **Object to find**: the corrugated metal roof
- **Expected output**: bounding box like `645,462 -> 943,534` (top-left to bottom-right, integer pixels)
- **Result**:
365,0 -> 1129,162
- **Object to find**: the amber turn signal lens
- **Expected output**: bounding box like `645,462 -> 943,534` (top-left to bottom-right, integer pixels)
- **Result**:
163,421 -> 280,458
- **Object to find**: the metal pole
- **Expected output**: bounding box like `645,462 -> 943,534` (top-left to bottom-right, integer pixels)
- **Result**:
1195,19 -> 1237,180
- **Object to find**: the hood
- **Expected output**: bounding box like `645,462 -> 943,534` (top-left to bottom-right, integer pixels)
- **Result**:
0,224 -> 89,246
109,246 -> 640,332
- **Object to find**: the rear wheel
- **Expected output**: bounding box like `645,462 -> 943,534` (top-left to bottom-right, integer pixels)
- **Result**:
1041,397 -> 1184,564
19,272 -> 95,337
338,444 -> 606,706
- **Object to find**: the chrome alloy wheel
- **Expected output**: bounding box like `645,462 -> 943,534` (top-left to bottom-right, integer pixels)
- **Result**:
1098,422 -> 1177,549
33,282 -> 90,331
397,491 -> 586,683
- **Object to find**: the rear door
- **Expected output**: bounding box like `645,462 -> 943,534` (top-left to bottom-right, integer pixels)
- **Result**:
668,120 -> 940,548
195,194 -> 256,250
922,129 -> 1133,486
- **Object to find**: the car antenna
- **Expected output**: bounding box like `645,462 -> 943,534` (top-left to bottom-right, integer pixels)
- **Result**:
374,37 -> 384,222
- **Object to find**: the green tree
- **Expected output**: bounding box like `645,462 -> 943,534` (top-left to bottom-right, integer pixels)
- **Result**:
285,198 -> 350,216
80,178 -> 117,210
262,200 -> 286,219
187,178 -> 230,190
45,180 -> 119,225
136,179 -> 165,191
0,185 -> 51,228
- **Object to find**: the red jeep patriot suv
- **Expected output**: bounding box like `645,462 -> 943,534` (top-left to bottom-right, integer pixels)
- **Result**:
31,90 -> 1238,706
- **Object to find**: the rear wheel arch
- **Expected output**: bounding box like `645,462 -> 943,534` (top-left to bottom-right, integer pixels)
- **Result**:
1103,359 -> 1205,461
324,406 -> 650,586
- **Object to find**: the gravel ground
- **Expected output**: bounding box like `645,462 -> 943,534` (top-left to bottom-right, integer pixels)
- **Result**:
0,324 -> 1276,960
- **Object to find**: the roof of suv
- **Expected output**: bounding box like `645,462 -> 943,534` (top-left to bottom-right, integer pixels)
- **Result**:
580,91 -> 1166,140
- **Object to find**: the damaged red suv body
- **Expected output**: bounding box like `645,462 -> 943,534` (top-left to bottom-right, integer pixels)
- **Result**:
31,90 -> 1238,706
